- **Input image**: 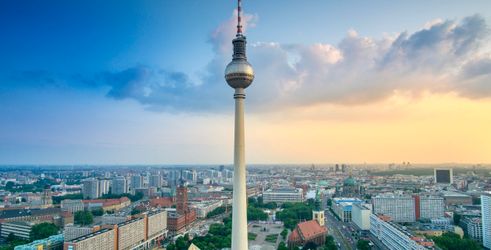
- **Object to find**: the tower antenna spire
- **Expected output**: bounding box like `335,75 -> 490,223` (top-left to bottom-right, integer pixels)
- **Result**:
237,0 -> 243,35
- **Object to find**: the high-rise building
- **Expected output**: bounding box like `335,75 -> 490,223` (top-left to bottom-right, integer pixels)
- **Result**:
434,168 -> 453,184
82,178 -> 110,199
482,194 -> 491,249
418,196 -> 444,220
149,174 -> 162,188
372,195 -> 416,222
82,178 -> 99,199
224,0 -> 255,249
112,176 -> 128,195
99,179 -> 110,197
131,175 -> 144,190
373,195 -> 444,223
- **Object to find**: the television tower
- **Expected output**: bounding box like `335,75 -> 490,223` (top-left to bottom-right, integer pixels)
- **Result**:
224,0 -> 254,249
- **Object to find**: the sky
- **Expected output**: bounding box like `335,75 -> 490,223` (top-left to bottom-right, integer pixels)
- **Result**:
1,0 -> 491,165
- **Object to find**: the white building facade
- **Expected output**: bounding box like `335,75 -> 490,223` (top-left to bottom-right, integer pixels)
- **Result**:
352,203 -> 372,230
370,214 -> 432,250
372,195 -> 416,222
482,194 -> 491,249
263,187 -> 304,203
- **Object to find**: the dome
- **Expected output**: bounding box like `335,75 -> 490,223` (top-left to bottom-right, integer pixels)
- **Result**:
225,59 -> 254,89
343,176 -> 357,186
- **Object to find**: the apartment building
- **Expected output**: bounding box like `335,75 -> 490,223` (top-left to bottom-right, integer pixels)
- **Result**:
370,214 -> 434,250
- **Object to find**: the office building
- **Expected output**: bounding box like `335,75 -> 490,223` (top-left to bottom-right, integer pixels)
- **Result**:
112,177 -> 128,195
370,214 -> 434,250
332,198 -> 363,222
434,168 -> 453,184
482,194 -> 491,249
352,203 -> 372,230
263,187 -> 304,204
61,199 -> 84,213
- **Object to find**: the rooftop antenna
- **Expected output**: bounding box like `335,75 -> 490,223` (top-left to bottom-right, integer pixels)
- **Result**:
237,0 -> 243,36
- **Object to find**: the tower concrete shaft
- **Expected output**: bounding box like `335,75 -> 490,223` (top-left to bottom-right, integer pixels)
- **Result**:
231,88 -> 248,250
225,1 -> 253,249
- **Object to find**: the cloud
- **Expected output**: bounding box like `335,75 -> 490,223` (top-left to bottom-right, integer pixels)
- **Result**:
4,14 -> 491,113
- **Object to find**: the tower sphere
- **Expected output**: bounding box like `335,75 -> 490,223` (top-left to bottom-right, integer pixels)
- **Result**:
225,59 -> 254,89
225,35 -> 254,89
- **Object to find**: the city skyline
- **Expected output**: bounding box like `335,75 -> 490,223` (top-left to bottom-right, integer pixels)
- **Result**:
1,1 -> 491,165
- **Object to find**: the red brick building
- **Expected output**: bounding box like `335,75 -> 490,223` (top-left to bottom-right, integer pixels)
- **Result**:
288,220 -> 328,249
167,185 -> 196,234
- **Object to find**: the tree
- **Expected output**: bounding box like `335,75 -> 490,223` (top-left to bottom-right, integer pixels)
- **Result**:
2,233 -> 29,250
431,232 -> 481,250
189,216 -> 233,250
206,206 -> 231,218
264,202 -> 278,209
74,211 -> 94,225
278,242 -> 289,250
303,242 -> 317,250
257,196 -> 264,205
281,229 -> 288,240
30,222 -> 59,241
5,181 -> 15,190
356,239 -> 370,250
99,192 -> 143,202
247,206 -> 268,221
276,202 -> 313,230
52,193 -> 83,204
91,208 -> 104,216
6,233 -> 17,243
323,235 -> 337,250
453,213 -> 461,225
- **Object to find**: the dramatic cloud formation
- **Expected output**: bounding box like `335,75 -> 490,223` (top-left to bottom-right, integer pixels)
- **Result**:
95,14 -> 490,113
5,14 -> 490,113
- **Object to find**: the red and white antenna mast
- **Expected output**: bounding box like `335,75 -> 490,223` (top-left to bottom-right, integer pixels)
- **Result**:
237,0 -> 243,36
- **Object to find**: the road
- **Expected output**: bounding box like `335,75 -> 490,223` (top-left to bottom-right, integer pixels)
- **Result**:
324,209 -> 353,250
